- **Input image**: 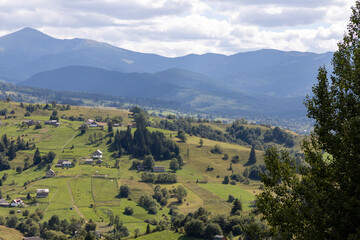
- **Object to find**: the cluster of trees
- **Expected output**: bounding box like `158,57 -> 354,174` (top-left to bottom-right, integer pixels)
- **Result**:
112,112 -> 179,160
0,134 -> 34,170
263,126 -> 294,147
152,185 -> 170,206
0,209 -> 100,239
141,172 -> 177,184
169,155 -> 185,172
169,203 -> 267,239
156,118 -> 230,142
210,144 -> 223,154
157,117 -> 296,151
138,195 -> 159,214
226,122 -> 296,149
108,214 -> 130,238
32,148 -> 56,166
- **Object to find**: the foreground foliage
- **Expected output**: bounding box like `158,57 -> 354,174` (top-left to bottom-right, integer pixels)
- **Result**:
257,2 -> 360,239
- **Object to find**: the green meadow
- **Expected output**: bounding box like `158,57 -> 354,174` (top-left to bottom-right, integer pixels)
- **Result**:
0,101 -> 302,238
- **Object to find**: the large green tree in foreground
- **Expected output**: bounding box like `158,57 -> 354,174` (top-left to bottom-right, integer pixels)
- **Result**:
257,1 -> 360,239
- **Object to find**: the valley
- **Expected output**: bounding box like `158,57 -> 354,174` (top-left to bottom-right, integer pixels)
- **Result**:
0,100 -> 302,239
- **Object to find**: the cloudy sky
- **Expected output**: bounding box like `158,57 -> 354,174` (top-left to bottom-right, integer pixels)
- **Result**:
0,0 -> 354,57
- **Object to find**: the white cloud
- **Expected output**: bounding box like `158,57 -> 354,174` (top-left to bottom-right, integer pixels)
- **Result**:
0,0 -> 355,56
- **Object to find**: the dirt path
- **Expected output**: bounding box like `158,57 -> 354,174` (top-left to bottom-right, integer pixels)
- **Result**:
67,177 -> 87,222
44,188 -> 59,213
61,130 -> 78,150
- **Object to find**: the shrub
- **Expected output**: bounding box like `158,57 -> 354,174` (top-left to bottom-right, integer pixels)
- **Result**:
124,206 -> 133,216
210,144 -> 223,154
231,155 -> 240,164
118,185 -> 131,198
227,194 -> 235,202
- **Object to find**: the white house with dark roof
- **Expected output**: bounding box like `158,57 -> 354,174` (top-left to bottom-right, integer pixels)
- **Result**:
10,198 -> 24,207
92,150 -> 103,159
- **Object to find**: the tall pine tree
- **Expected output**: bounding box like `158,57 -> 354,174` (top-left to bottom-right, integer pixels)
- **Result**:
33,148 -> 42,165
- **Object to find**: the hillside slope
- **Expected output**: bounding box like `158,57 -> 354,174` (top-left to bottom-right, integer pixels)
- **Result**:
21,65 -> 307,119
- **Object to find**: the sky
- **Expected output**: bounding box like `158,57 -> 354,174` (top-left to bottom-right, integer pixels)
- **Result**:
0,0 -> 354,57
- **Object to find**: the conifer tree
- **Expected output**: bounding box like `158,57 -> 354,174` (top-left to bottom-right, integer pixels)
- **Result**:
33,148 -> 42,165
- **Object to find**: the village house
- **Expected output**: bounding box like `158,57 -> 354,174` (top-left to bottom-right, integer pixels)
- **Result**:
84,159 -> 93,164
55,160 -> 64,167
92,149 -> 103,159
23,237 -> 43,240
85,119 -> 96,125
96,159 -> 103,164
23,120 -> 36,126
61,161 -> 72,167
10,198 -> 24,207
44,120 -> 60,127
45,169 -> 56,178
36,189 -> 49,198
213,235 -> 227,240
0,198 -> 9,207
153,166 -> 165,172
137,165 -> 145,171
55,160 -> 72,167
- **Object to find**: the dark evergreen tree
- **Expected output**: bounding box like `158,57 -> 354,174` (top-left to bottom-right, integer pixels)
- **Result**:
7,143 -> 16,160
33,148 -> 42,165
1,134 -> 9,148
245,146 -> 257,166
108,122 -> 113,133
230,198 -> 242,215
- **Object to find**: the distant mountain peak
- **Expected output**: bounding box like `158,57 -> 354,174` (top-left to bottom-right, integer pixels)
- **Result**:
3,27 -> 54,41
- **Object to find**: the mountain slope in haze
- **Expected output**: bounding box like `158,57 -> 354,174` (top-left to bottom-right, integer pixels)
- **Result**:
0,27 -> 332,97
21,65 -> 307,119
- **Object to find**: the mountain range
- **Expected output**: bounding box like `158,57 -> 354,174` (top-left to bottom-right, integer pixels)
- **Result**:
0,27 -> 334,120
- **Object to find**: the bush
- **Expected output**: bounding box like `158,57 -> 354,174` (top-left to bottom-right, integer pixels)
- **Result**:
222,176 -> 229,184
118,185 -> 131,198
210,144 -> 223,154
231,155 -> 240,164
124,206 -> 133,216
227,194 -> 235,202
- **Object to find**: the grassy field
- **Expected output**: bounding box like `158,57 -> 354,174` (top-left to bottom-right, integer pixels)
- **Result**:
0,101 -> 302,238
0,226 -> 24,240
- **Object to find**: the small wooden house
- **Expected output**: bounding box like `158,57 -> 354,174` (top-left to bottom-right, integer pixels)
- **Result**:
84,159 -> 93,164
153,166 -> 165,172
45,169 -> 56,178
36,189 -> 49,198
45,120 -> 60,127
23,120 -> 36,126
0,198 -> 9,207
